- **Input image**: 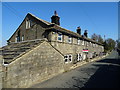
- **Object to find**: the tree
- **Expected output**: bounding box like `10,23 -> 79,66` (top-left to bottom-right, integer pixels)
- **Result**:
104,38 -> 116,52
91,33 -> 104,44
103,40 -> 109,53
118,42 -> 120,49
116,39 -> 120,49
98,35 -> 104,44
91,33 -> 98,42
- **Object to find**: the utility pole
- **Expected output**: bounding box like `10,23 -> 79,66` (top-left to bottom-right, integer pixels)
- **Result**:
104,35 -> 106,42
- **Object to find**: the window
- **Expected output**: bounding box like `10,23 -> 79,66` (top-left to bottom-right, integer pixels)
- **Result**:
26,20 -> 33,29
22,35 -> 24,41
87,42 -> 89,46
92,43 -> 93,47
68,36 -> 72,43
95,44 -> 97,47
15,36 -> 17,42
77,38 -> 80,45
77,53 -> 82,61
90,42 -> 92,46
58,33 -> 62,42
69,54 -> 72,62
83,54 -> 86,60
82,40 -> 84,45
26,20 -> 30,29
64,55 -> 69,63
64,54 -> 72,63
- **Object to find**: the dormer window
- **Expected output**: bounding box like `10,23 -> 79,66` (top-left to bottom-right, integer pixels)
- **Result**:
82,40 -> 84,45
77,38 -> 80,45
87,42 -> 89,46
58,33 -> 62,42
90,42 -> 92,46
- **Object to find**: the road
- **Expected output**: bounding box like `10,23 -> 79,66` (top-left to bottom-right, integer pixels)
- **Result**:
30,51 -> 120,88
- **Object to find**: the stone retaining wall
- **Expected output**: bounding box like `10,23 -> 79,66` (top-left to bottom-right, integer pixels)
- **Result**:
3,41 -> 65,88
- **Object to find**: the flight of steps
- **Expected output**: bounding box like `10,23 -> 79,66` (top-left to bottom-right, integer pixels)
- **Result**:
0,39 -> 44,64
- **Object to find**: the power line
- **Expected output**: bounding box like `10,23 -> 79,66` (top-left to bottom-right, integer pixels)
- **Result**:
80,5 -> 99,32
2,2 -> 24,19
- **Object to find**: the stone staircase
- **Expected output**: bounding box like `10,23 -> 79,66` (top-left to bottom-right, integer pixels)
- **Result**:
0,39 -> 44,64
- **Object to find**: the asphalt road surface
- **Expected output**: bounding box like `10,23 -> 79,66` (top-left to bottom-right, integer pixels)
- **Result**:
31,50 -> 120,88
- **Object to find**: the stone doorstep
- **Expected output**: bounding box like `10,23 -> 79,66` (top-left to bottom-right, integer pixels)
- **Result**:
70,54 -> 109,70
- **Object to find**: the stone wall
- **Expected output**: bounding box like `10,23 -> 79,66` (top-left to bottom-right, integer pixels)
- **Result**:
50,41 -> 104,63
8,14 -> 48,43
50,30 -> 104,61
3,41 -> 64,88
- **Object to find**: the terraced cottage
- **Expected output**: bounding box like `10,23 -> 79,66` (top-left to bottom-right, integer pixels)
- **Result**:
0,11 -> 104,88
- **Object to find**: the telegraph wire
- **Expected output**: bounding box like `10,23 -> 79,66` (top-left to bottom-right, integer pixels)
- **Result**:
2,2 -> 24,19
80,5 -> 99,33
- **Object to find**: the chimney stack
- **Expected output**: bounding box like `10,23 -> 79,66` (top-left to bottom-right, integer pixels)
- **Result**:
76,26 -> 81,35
51,11 -> 60,25
84,30 -> 88,37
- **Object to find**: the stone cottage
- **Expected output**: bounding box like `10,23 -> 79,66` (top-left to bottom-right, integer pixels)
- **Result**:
0,11 -> 104,88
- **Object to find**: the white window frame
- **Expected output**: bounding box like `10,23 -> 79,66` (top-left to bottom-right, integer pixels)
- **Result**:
15,36 -> 17,43
64,54 -> 72,63
26,20 -> 32,29
26,20 -> 28,29
77,53 -> 82,61
58,33 -> 63,42
69,54 -> 72,62
82,40 -> 84,45
22,35 -> 24,41
83,54 -> 86,60
64,55 -> 69,63
29,20 -> 33,27
77,38 -> 80,45
68,36 -> 72,43
90,42 -> 92,46
92,43 -> 94,47
87,42 -> 89,46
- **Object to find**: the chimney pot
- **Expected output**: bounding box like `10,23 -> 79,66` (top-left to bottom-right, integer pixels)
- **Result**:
84,30 -> 88,37
76,26 -> 81,35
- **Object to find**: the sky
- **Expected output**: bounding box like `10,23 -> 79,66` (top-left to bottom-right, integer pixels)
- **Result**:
1,2 -> 118,47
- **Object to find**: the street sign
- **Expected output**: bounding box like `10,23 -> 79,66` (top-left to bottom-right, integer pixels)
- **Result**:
83,49 -> 89,52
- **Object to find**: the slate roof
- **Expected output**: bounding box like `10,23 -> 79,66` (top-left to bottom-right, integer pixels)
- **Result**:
28,13 -> 103,45
12,13 -> 103,46
28,13 -> 51,25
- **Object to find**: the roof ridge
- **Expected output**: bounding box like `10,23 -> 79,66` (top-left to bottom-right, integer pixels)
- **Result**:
27,13 -> 52,25
27,13 -> 103,45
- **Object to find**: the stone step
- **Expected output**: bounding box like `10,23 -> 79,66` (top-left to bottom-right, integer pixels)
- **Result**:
2,39 -> 43,64
4,60 -> 14,64
2,51 -> 22,55
3,49 -> 26,53
3,54 -> 19,58
3,53 -> 20,56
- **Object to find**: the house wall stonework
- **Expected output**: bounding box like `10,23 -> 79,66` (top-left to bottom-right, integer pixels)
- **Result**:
3,41 -> 65,88
8,16 -> 48,43
3,13 -> 104,88
50,31 -> 104,62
